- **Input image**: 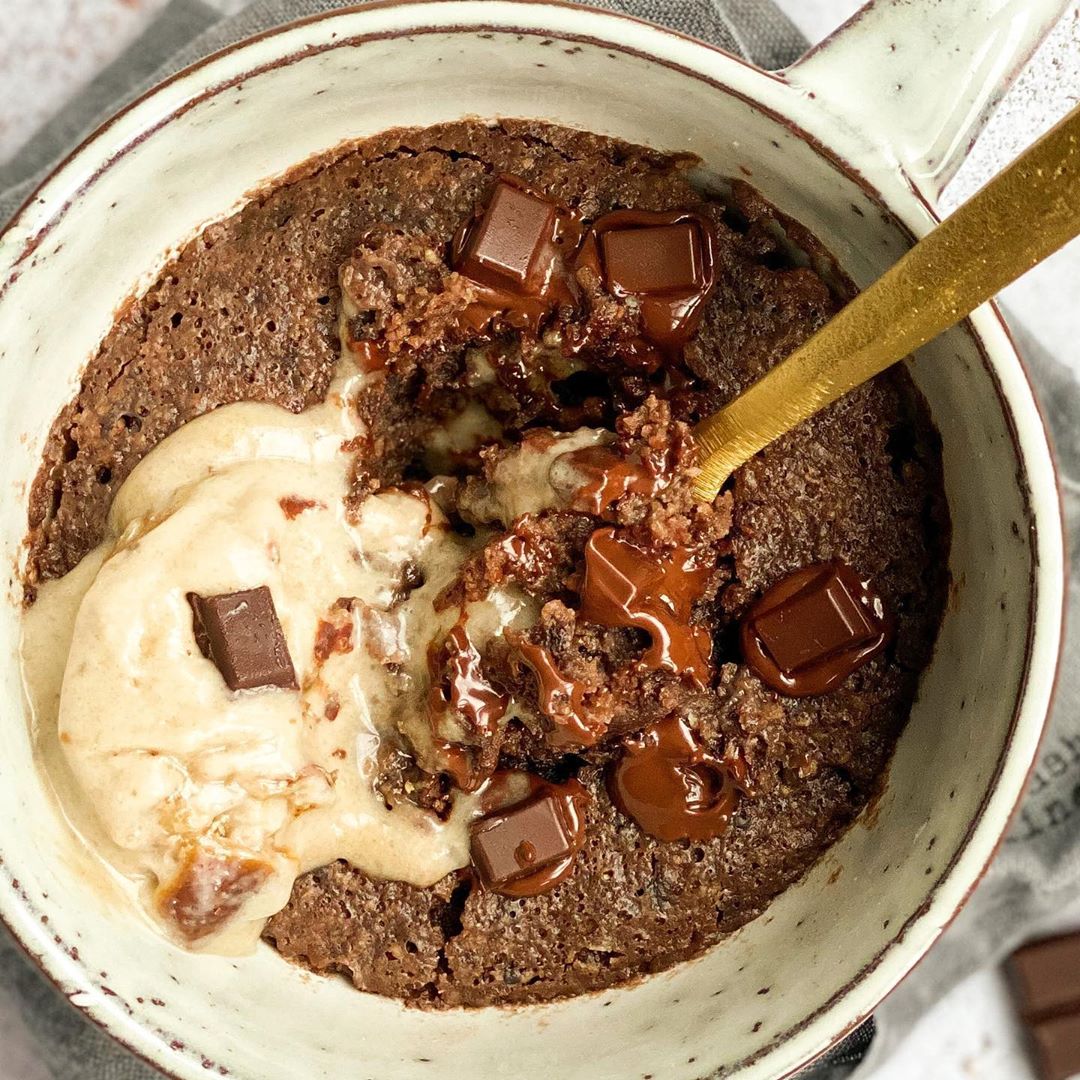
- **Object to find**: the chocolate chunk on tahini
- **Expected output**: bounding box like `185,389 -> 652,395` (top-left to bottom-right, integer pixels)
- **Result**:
469,779 -> 588,898
188,586 -> 297,691
741,561 -> 891,697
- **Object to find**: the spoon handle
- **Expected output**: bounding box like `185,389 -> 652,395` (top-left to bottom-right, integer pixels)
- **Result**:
693,103 -> 1080,502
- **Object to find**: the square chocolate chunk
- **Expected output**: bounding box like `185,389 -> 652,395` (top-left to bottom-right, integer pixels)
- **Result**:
188,586 -> 297,691
1008,931 -> 1080,1080
1010,932 -> 1080,1021
457,181 -> 556,291
470,791 -> 575,890
755,569 -> 877,675
600,222 -> 702,295
1029,1013 -> 1080,1080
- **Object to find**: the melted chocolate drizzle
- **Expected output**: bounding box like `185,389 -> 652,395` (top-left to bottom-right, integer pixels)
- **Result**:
511,635 -> 606,748
561,444 -> 670,517
426,617 -> 509,790
608,715 -> 745,842
578,528 -> 714,689
346,337 -> 391,373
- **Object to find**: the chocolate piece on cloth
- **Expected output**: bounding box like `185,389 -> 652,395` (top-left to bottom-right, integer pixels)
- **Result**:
1008,931 -> 1080,1080
1026,1015 -> 1080,1080
469,777 -> 588,897
741,561 -> 892,696
188,586 -> 298,691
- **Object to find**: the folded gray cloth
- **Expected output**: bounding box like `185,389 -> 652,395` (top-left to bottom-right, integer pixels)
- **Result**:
0,3 -> 1074,1079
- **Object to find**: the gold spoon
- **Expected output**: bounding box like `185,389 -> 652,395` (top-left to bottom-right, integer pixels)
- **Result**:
693,103 -> 1080,503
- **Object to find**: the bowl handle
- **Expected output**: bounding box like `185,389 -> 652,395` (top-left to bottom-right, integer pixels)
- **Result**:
784,0 -> 1069,204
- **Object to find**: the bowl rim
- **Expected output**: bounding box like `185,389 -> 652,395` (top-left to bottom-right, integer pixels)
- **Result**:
0,4 -> 1066,1078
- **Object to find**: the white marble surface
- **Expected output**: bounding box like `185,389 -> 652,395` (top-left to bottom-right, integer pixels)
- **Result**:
1,2 -> 1079,1079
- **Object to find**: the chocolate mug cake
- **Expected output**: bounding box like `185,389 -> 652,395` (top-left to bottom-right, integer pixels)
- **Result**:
20,119 -> 948,1007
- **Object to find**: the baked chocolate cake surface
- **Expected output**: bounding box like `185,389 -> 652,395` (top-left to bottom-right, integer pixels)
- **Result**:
25,120 -> 949,1007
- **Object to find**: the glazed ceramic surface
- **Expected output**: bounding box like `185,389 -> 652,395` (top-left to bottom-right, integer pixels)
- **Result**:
0,2 -> 1067,1078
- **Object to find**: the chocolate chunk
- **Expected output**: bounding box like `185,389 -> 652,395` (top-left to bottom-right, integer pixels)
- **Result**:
471,794 -> 571,886
757,575 -> 875,671
1028,1014 -> 1080,1080
450,177 -> 582,335
455,181 -> 558,292
740,562 -> 891,697
188,586 -> 298,691
608,715 -> 745,842
469,778 -> 588,897
1010,932 -> 1080,1020
578,527 -> 714,689
569,208 -> 716,366
1008,932 -> 1080,1080
600,222 -> 702,295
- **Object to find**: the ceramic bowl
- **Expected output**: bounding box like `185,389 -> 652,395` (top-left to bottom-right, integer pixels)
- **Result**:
0,1 -> 1067,1077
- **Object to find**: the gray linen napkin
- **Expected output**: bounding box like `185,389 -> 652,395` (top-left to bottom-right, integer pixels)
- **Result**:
0,3 -> 1072,1079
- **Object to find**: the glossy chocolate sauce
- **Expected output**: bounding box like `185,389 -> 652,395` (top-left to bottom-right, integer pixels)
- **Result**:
608,715 -> 745,842
561,444 -> 670,517
510,635 -> 605,748
578,528 -> 714,689
427,618 -> 509,789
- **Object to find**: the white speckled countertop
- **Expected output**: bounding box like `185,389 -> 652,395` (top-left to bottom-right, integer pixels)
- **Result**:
1,2 -> 1079,1078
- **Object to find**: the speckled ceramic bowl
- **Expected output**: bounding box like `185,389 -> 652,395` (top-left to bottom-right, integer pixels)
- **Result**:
0,1 -> 1068,1077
